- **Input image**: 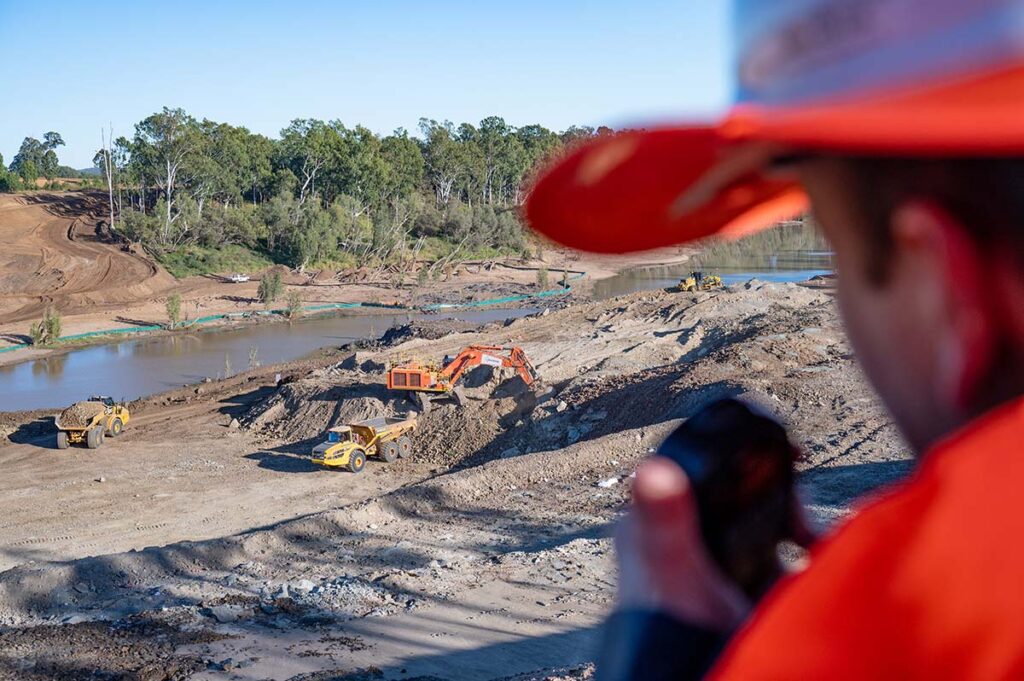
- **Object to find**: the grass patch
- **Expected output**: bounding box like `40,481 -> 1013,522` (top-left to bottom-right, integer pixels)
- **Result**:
418,237 -> 514,262
159,245 -> 273,278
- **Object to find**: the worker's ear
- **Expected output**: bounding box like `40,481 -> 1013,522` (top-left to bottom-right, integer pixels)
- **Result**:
890,200 -> 995,412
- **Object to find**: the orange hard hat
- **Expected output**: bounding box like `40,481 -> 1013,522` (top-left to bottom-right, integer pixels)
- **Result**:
526,1 -> 1024,254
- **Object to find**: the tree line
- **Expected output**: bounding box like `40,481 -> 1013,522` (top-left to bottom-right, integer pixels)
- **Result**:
0,132 -> 105,192
2,109 -> 612,274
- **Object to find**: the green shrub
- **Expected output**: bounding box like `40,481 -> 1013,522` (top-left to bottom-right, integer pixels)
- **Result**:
29,307 -> 62,345
165,293 -> 182,328
258,270 -> 284,305
157,244 -> 273,279
285,291 -> 303,320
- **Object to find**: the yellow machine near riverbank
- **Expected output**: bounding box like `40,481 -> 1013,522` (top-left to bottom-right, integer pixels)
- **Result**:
677,272 -> 722,293
55,396 -> 130,449
311,415 -> 417,473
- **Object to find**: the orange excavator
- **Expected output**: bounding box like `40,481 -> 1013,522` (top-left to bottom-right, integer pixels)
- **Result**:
386,345 -> 540,412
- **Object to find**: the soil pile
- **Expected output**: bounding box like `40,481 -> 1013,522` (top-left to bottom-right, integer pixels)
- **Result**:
366,318 -> 488,348
246,377 -> 400,443
0,615 -> 218,681
57,401 -> 105,428
246,359 -> 540,469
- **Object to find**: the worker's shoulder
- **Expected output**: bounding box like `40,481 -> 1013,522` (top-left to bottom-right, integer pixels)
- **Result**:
822,398 -> 1024,578
710,401 -> 1024,679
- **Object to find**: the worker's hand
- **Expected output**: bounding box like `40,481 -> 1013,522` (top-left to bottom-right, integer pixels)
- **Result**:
615,457 -> 750,631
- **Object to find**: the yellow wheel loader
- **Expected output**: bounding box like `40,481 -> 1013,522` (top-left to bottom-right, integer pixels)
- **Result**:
311,415 -> 417,473
55,396 -> 130,450
677,271 -> 723,293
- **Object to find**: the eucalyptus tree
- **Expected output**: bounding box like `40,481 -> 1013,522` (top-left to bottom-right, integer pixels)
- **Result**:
132,108 -> 203,246
278,119 -> 338,207
418,119 -> 462,207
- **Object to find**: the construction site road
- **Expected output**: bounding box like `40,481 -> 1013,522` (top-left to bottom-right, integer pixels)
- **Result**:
0,280 -> 911,680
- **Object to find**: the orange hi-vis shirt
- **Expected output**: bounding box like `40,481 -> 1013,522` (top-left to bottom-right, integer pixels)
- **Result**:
711,397 -> 1024,680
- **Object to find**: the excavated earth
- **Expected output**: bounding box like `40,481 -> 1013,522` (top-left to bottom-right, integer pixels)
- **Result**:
57,401 -> 107,428
0,192 -> 176,324
0,281 -> 910,680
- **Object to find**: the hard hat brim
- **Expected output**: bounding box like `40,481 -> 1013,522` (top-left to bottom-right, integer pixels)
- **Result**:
526,63 -> 1024,253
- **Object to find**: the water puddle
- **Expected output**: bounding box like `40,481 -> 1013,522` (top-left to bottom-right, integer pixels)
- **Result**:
0,307 -> 537,412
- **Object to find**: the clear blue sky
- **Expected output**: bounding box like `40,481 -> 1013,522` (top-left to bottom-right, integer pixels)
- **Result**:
0,1 -> 732,169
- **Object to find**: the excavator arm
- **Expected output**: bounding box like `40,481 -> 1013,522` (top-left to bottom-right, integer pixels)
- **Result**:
502,347 -> 539,386
438,348 -> 486,387
438,345 -> 539,387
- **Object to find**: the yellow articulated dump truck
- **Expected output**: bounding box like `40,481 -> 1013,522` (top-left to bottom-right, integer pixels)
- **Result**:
55,396 -> 130,450
311,415 -> 417,473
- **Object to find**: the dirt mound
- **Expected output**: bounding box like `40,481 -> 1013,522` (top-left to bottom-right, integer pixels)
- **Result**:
57,401 -> 106,427
311,268 -> 337,283
246,380 -> 399,443
245,356 -> 540,469
264,263 -> 309,286
0,192 -> 177,324
413,400 -> 509,468
371,319 -> 482,347
0,615 -> 215,681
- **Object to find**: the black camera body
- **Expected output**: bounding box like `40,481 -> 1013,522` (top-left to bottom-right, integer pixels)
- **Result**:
657,398 -> 801,600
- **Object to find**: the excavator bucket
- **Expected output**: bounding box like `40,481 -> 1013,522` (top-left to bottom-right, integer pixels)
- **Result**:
414,392 -> 433,414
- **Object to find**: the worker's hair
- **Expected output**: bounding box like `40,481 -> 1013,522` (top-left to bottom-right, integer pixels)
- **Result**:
841,157 -> 1024,283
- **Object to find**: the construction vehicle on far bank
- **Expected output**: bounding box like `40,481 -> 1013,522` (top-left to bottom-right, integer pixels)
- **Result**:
386,345 -> 540,413
677,271 -> 723,293
55,396 -> 130,449
311,415 -> 417,472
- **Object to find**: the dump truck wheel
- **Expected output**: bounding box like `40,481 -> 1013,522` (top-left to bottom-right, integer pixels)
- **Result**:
380,441 -> 400,463
108,418 -> 123,437
348,450 -> 366,474
86,427 -> 101,449
56,431 -> 68,450
397,436 -> 413,459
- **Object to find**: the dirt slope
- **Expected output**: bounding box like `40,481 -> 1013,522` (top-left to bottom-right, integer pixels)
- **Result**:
0,192 -> 176,324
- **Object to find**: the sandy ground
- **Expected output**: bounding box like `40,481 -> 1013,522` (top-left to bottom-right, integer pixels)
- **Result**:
0,191 -> 692,369
0,275 -> 911,680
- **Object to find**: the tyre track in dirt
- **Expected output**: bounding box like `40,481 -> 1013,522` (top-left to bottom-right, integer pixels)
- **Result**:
0,192 -> 177,324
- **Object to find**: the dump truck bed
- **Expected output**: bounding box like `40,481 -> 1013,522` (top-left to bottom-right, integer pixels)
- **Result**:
352,416 -> 411,430
349,416 -> 416,440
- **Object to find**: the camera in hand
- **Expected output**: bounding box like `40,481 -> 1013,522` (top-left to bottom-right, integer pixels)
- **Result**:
657,398 -> 802,600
